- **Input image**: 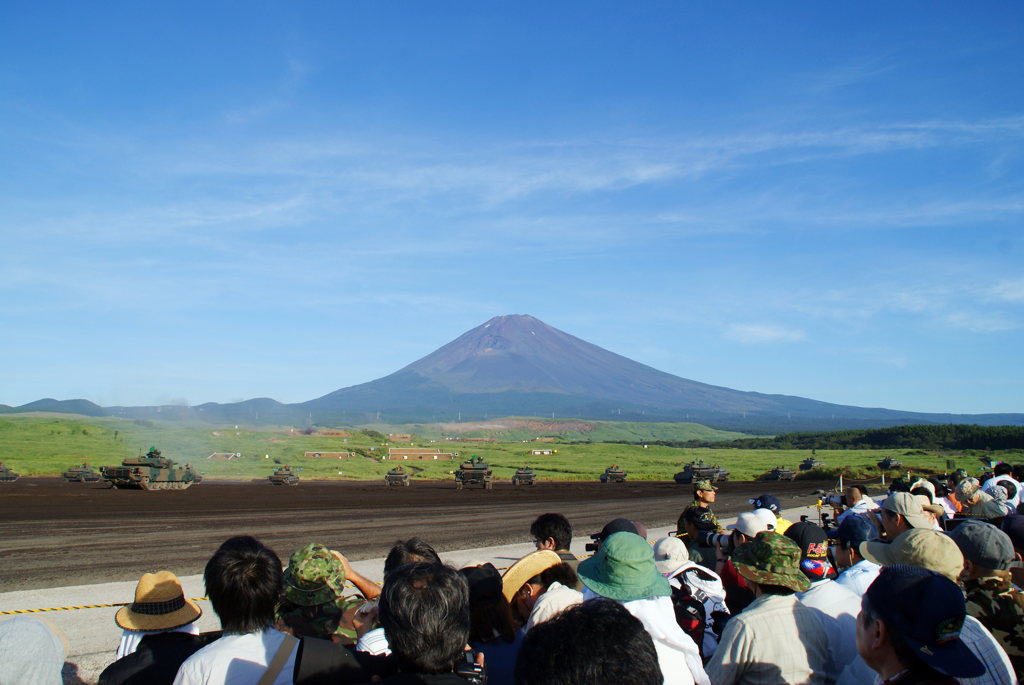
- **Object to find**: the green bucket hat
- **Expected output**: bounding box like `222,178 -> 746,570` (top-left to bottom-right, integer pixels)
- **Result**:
283,543 -> 347,606
577,532 -> 670,601
731,531 -> 810,593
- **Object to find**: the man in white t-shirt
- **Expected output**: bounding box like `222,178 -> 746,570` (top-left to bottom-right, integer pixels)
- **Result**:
174,536 -> 298,685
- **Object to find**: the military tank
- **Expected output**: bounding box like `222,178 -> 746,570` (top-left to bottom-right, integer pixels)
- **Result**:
511,467 -> 536,486
0,462 -> 19,483
269,465 -> 300,486
877,457 -> 903,471
62,462 -> 102,482
674,459 -> 729,484
385,466 -> 410,487
799,457 -> 824,471
600,464 -> 627,483
763,466 -> 796,481
455,456 -> 492,490
101,447 -> 199,490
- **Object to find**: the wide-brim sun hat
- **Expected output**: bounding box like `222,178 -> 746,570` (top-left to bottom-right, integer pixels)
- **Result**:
731,531 -> 810,593
115,570 -> 202,631
501,550 -> 563,603
859,528 -> 965,582
577,531 -> 670,601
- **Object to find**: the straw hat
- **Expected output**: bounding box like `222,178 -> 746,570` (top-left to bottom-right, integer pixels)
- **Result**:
501,550 -> 562,603
115,571 -> 202,631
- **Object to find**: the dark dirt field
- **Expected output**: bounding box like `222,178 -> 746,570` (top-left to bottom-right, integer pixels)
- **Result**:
0,477 -> 832,591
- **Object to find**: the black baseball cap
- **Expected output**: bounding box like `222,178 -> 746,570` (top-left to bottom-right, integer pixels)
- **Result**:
749,494 -> 782,514
590,517 -> 647,542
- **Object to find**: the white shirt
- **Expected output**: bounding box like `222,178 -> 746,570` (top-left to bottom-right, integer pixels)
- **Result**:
706,593 -> 833,685
173,628 -> 297,685
525,581 -> 582,631
836,497 -> 879,525
983,475 -> 1021,508
796,579 -> 861,678
834,559 -> 880,596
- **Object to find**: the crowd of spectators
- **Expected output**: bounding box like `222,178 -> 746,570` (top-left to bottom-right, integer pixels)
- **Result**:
4,464 -> 1024,685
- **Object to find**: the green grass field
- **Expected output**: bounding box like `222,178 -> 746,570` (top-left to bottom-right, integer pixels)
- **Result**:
0,414 -> 1016,483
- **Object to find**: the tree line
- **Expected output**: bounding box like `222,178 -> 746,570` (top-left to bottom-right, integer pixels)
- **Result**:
645,424 -> 1024,451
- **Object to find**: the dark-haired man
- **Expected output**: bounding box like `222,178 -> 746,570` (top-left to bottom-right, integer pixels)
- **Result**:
514,599 -> 663,685
530,513 -> 578,567
174,536 -> 297,685
372,562 -> 477,684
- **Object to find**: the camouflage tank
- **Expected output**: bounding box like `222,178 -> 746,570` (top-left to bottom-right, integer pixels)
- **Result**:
101,447 -> 199,490
799,457 -> 824,471
455,456 -> 492,490
511,467 -> 536,486
62,462 -> 102,482
269,465 -> 300,486
0,462 -> 19,483
674,459 -> 728,484
763,466 -> 796,481
385,466 -> 410,487
877,457 -> 903,471
600,464 -> 627,483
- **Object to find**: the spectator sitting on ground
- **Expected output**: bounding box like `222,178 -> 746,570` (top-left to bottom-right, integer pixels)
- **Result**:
999,515 -> 1024,587
878,492 -> 933,541
0,616 -> 67,685
174,536 -> 297,685
857,565 -> 985,684
679,506 -> 718,570
957,478 -> 1009,519
99,570 -> 209,685
460,563 -> 521,685
276,543 -> 377,645
653,536 -> 729,660
356,537 -> 442,657
834,485 -> 879,526
832,514 -> 880,596
514,599 -> 663,685
717,512 -> 769,617
948,520 -> 1024,681
577,531 -> 709,685
748,494 -> 791,534
859,527 -> 1017,685
530,513 -> 578,568
372,562 -> 476,685
705,532 -> 833,685
501,550 -> 581,631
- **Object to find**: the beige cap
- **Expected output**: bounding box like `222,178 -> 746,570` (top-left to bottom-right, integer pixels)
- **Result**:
859,528 -> 964,582
882,492 -> 932,530
652,536 -> 690,577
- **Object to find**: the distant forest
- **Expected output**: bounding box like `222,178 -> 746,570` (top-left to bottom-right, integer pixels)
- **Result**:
650,424 -> 1024,451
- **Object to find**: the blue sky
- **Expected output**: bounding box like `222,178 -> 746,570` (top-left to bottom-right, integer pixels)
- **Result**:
1,2 -> 1022,415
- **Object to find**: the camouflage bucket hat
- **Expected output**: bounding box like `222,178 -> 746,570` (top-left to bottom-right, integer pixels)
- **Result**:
283,543 -> 348,606
731,531 -> 810,593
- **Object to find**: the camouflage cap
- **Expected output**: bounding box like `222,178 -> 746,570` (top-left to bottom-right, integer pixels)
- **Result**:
693,479 -> 718,493
283,543 -> 348,606
731,531 -> 811,593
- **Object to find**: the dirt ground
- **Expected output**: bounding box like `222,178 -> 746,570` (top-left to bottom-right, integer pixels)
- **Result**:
0,477 -> 832,591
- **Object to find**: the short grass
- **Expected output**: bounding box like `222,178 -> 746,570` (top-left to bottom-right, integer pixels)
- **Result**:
0,415 -> 1017,482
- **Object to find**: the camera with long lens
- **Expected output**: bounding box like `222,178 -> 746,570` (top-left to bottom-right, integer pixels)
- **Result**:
821,493 -> 847,508
697,530 -> 734,553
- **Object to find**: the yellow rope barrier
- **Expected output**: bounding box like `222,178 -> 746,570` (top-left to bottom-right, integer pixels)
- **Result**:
0,597 -> 210,615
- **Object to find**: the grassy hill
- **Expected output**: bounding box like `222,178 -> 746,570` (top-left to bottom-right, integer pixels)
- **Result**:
0,414 -> 1016,482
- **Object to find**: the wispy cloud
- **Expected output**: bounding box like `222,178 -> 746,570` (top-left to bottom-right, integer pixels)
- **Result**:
991,279 -> 1024,303
725,324 -> 807,344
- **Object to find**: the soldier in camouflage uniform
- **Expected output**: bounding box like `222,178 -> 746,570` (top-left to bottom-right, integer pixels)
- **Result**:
275,542 -> 373,644
948,519 -> 1024,682
688,479 -> 721,531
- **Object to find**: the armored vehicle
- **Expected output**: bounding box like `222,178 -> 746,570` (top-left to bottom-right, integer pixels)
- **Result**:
385,466 -> 410,487
600,464 -> 627,483
877,457 -> 903,471
269,465 -> 300,486
799,458 -> 824,471
62,462 -> 102,482
0,462 -> 19,483
511,467 -> 536,486
674,460 -> 729,484
763,466 -> 796,481
455,456 -> 493,490
101,447 -> 199,490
